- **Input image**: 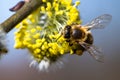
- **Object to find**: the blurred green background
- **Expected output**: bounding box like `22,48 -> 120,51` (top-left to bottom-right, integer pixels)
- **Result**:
0,0 -> 120,80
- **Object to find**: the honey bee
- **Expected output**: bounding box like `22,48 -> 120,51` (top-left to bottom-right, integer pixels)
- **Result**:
62,14 -> 112,62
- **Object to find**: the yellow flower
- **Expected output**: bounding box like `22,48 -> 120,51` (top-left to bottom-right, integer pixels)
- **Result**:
75,1 -> 80,6
42,0 -> 46,2
34,48 -> 41,54
33,33 -> 40,39
47,11 -> 52,18
46,2 -> 51,11
30,28 -> 36,33
60,0 -> 72,5
14,41 -> 23,49
41,6 -> 46,12
14,0 -> 81,65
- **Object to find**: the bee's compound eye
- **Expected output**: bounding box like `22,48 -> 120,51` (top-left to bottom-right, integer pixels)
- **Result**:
72,29 -> 82,39
64,25 -> 71,39
64,31 -> 71,38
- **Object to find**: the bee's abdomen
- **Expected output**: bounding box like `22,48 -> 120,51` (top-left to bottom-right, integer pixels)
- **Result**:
85,33 -> 93,44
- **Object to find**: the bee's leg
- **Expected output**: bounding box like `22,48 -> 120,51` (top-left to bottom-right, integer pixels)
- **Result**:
66,39 -> 70,42
66,39 -> 73,46
75,50 -> 83,56
73,43 -> 85,55
69,43 -> 73,46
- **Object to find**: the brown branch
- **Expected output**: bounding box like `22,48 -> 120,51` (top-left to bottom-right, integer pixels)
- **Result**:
0,0 -> 43,33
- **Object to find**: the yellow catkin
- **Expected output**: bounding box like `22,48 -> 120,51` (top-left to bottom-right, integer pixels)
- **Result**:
42,0 -> 46,2
41,6 -> 46,12
30,28 -> 36,33
14,0 -> 81,62
75,1 -> 80,6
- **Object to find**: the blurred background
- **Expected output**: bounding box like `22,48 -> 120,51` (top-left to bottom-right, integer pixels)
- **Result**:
0,0 -> 120,80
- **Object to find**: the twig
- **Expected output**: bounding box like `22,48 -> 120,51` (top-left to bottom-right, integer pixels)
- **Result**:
0,0 -> 43,33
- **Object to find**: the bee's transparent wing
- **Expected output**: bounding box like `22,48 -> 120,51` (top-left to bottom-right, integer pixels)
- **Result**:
84,14 -> 112,29
79,42 -> 104,62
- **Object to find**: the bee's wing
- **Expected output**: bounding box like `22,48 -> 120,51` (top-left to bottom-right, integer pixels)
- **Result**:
79,42 -> 104,62
84,14 -> 112,29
